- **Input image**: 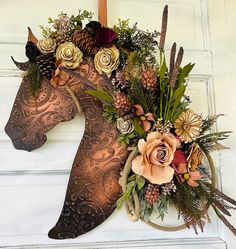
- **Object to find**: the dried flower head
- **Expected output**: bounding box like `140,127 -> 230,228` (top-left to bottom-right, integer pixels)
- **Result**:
117,118 -> 134,134
56,42 -> 83,69
37,38 -> 56,54
94,46 -> 120,77
174,109 -> 202,143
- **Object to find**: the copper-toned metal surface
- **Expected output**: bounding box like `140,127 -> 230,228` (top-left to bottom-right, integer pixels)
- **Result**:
48,57 -> 128,239
5,56 -> 128,239
5,77 -> 77,151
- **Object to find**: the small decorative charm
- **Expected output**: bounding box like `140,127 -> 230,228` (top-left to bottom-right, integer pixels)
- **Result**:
37,38 -> 56,54
117,118 -> 134,134
174,109 -> 202,143
56,42 -> 83,69
94,46 -> 120,77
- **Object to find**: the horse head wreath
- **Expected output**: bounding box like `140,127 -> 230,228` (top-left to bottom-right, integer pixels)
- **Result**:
5,6 -> 236,239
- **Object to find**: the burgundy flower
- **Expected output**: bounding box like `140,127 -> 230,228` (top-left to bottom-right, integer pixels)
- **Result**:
172,150 -> 187,167
96,27 -> 117,48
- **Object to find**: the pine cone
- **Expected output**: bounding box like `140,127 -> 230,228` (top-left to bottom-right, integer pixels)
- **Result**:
71,29 -> 100,56
53,32 -> 72,45
36,54 -> 56,78
140,69 -> 157,91
145,184 -> 160,206
113,92 -> 131,114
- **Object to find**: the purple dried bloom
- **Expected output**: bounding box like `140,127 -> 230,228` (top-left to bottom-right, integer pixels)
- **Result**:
96,27 -> 117,48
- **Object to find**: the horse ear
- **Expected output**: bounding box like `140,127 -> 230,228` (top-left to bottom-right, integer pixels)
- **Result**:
27,27 -> 38,44
11,56 -> 30,71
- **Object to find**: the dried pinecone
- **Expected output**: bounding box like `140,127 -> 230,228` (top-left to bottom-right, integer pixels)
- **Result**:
145,184 -> 160,206
36,54 -> 56,78
113,92 -> 131,114
53,31 -> 72,46
71,29 -> 100,56
140,69 -> 157,91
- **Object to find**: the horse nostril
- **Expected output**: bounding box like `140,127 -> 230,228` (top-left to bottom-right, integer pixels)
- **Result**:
5,123 -> 47,152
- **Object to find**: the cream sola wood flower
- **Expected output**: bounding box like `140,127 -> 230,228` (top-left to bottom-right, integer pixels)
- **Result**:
37,38 -> 56,54
94,46 -> 120,77
174,109 -> 202,143
116,118 -> 134,134
56,42 -> 83,69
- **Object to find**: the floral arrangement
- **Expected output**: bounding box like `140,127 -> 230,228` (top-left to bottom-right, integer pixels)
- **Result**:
24,6 -> 236,235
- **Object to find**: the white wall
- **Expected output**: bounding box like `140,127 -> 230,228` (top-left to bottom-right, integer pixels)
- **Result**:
208,0 -> 236,248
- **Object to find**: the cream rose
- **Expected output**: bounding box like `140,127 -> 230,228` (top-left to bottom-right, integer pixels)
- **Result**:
94,45 -> 120,77
132,132 -> 180,185
56,42 -> 83,69
37,38 -> 56,54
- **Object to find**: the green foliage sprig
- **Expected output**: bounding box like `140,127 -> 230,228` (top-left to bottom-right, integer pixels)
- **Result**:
26,63 -> 41,95
140,191 -> 170,222
114,19 -> 159,64
39,10 -> 93,38
116,174 -> 145,209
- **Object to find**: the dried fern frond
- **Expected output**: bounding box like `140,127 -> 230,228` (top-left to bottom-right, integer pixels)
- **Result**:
204,182 -> 236,206
26,63 -> 41,95
123,51 -> 142,82
203,141 -> 229,152
212,204 -> 236,236
197,131 -> 231,153
128,79 -> 150,113
201,114 -> 224,134
172,182 -> 210,234
199,181 -> 236,236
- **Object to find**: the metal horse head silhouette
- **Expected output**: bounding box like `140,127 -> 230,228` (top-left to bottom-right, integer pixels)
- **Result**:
5,28 -> 128,239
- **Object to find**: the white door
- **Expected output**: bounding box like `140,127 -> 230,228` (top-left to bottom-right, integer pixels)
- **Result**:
0,0 -> 235,248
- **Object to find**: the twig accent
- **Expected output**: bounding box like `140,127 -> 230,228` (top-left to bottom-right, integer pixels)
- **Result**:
120,148 -> 140,221
159,5 -> 168,52
65,84 -> 82,114
212,204 -> 236,236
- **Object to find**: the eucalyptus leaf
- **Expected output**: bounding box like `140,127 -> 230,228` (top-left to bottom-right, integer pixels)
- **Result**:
133,117 -> 146,137
136,175 -> 145,190
85,89 -> 113,103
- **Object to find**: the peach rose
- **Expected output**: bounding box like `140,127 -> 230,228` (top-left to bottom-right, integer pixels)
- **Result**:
131,132 -> 180,185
